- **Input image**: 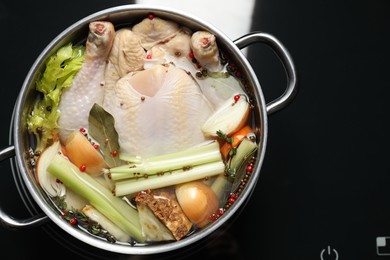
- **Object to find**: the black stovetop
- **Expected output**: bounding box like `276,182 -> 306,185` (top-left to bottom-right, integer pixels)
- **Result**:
1,1 -> 390,259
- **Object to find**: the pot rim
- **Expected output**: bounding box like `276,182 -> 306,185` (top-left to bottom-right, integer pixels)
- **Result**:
12,4 -> 268,255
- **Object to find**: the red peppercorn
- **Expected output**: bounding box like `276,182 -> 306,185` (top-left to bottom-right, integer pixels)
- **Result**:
69,218 -> 77,225
79,165 -> 86,172
188,52 -> 194,59
230,193 -> 237,199
93,143 -> 99,149
111,150 -> 118,157
79,128 -> 86,133
148,13 -> 155,20
246,165 -> 253,173
217,208 -> 224,215
234,95 -> 241,102
146,54 -> 152,59
228,197 -> 235,204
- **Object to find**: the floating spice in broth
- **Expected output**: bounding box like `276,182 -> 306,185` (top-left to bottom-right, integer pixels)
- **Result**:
29,14 -> 259,246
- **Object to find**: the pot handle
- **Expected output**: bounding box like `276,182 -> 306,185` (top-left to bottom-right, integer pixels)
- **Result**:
0,145 -> 49,229
234,32 -> 298,115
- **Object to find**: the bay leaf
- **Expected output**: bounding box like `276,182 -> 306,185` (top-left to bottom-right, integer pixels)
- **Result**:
88,103 -> 121,168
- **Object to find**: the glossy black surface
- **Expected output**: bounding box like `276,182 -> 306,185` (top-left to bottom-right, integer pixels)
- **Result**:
1,1 -> 390,259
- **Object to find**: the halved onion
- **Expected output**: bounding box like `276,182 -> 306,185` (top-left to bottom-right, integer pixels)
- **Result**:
64,130 -> 107,176
36,141 -> 66,197
201,94 -> 250,137
175,181 -> 218,228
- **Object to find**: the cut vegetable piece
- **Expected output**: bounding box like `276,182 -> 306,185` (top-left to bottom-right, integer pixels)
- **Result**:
64,189 -> 88,210
137,203 -> 175,241
220,125 -> 255,159
27,43 -> 85,152
47,153 -> 144,242
229,138 -> 258,193
64,130 -> 108,176
114,161 -> 225,196
36,141 -> 66,197
201,94 -> 250,137
175,181 -> 218,228
135,188 -> 192,241
210,174 -> 233,207
82,205 -> 131,242
109,141 -> 222,180
228,138 -> 258,174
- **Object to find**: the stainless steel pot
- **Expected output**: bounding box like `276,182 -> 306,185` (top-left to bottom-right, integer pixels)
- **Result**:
0,4 -> 297,255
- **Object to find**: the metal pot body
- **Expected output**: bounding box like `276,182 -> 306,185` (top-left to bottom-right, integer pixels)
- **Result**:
0,4 -> 297,255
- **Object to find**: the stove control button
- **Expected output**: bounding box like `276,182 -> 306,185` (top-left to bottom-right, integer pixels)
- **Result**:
377,237 -> 390,255
320,245 -> 339,260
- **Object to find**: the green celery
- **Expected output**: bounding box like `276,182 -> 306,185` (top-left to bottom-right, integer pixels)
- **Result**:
27,43 -> 85,152
212,137 -> 257,206
47,154 -> 144,242
114,161 -> 225,196
228,138 -> 257,172
210,174 -> 233,207
110,141 -> 222,180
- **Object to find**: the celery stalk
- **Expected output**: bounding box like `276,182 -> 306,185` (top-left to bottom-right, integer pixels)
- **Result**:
211,174 -> 233,207
47,154 -> 144,242
114,161 -> 225,196
226,138 -> 257,177
27,43 -> 85,152
110,141 -> 222,180
212,137 -> 257,206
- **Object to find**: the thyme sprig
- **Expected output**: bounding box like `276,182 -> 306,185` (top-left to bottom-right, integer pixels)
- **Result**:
216,130 -> 233,143
216,130 -> 237,178
216,130 -> 237,158
63,208 -> 117,243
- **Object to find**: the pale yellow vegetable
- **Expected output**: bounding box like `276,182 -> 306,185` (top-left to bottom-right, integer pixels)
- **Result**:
36,141 -> 66,197
82,205 -> 131,242
64,130 -> 107,176
201,94 -> 250,137
175,181 -> 218,228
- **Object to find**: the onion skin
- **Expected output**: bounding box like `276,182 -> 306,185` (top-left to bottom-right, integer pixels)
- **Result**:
64,130 -> 107,176
175,181 -> 218,228
36,141 -> 66,197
